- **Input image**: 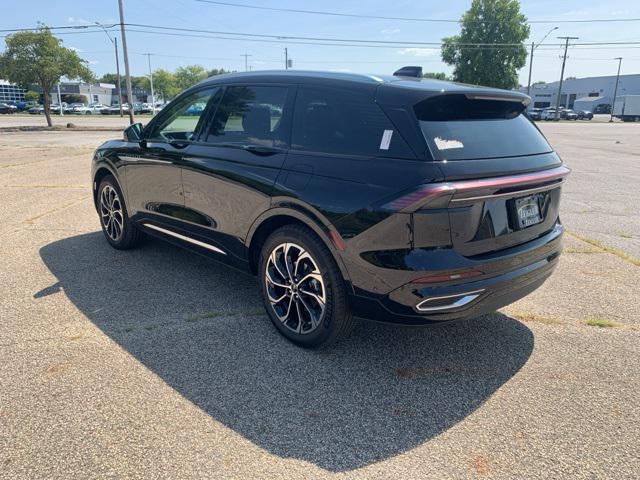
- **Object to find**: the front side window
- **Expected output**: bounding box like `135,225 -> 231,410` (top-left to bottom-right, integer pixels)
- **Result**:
291,86 -> 412,157
147,87 -> 218,141
206,85 -> 289,146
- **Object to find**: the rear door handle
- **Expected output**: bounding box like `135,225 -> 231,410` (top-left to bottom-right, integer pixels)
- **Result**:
243,145 -> 281,156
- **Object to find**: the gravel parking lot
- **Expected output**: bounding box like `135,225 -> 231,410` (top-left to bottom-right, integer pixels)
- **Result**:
0,118 -> 638,479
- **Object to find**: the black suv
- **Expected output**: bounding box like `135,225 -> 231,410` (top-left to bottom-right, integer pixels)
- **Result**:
92,70 -> 569,347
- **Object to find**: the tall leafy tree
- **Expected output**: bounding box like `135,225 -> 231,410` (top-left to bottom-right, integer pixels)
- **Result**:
0,26 -> 93,126
441,0 -> 529,89
141,69 -> 178,102
174,64 -> 208,90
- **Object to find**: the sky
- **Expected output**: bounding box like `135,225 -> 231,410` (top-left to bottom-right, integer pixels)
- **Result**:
2,0 -> 640,85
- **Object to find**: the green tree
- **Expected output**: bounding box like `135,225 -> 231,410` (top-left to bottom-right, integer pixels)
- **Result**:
208,68 -> 229,77
0,25 -> 93,126
24,90 -> 40,103
175,64 -> 208,90
441,0 -> 529,89
422,72 -> 450,81
141,69 -> 178,101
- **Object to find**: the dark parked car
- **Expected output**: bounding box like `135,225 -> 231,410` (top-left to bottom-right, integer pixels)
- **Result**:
576,110 -> 593,120
527,108 -> 544,120
560,109 -> 579,120
91,70 -> 569,347
0,103 -> 18,114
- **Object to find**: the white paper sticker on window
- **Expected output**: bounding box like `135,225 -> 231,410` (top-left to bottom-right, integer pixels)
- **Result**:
379,129 -> 393,150
434,136 -> 464,150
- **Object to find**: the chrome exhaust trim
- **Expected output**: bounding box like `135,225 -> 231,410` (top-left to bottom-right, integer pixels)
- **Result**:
416,289 -> 485,312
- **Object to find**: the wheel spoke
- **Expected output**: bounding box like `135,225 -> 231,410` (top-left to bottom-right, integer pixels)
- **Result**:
300,288 -> 325,307
298,294 -> 319,328
266,268 -> 288,289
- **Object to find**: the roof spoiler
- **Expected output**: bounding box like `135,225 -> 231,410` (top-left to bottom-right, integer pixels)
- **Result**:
393,66 -> 423,78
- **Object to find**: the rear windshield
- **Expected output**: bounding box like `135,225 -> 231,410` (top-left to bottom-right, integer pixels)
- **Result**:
415,94 -> 552,161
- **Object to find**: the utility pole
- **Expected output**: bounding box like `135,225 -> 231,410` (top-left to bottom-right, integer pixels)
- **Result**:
610,57 -> 623,123
285,48 -> 288,70
555,36 -> 579,121
241,53 -> 252,72
145,53 -> 156,115
95,21 -> 123,117
527,26 -> 558,96
118,0 -> 135,124
57,83 -> 63,116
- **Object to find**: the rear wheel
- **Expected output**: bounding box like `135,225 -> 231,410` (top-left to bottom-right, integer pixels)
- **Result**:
97,175 -> 142,250
258,225 -> 354,348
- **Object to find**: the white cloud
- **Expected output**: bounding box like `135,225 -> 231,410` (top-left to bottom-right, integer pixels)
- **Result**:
68,46 -> 84,53
88,60 -> 100,65
397,48 -> 439,57
381,28 -> 400,34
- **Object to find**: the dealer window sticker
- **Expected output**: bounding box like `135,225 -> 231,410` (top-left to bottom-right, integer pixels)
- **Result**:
379,129 -> 393,150
434,136 -> 464,150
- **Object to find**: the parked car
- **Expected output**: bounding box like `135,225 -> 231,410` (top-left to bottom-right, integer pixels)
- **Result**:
576,110 -> 593,120
559,109 -> 579,120
0,103 -> 18,114
541,108 -> 559,120
593,104 -> 611,114
527,108 -> 544,120
91,69 -> 569,347
72,103 -> 109,115
50,103 -> 68,114
103,103 -> 130,115
28,105 -> 44,114
66,103 -> 86,114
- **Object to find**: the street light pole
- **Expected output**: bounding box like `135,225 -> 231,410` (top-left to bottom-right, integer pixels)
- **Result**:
117,0 -> 135,124
146,53 -> 156,115
554,36 -> 579,121
527,26 -> 558,96
610,57 -> 623,123
95,22 -> 124,117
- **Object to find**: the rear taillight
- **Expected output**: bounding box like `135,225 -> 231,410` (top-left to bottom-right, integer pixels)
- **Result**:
381,184 -> 454,212
380,165 -> 570,213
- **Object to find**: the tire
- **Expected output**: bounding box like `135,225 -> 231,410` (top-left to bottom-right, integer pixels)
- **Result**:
258,224 -> 354,348
97,175 -> 142,250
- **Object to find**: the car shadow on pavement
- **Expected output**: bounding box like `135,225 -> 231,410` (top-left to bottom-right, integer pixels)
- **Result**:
39,232 -> 534,472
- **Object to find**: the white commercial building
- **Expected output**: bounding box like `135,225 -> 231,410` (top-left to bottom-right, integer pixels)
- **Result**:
522,74 -> 640,111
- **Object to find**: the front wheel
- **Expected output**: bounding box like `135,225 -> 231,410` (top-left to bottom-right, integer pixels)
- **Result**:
258,225 -> 354,348
97,175 -> 142,250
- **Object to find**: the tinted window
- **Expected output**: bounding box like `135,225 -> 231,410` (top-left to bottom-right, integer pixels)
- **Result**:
292,86 -> 412,157
147,88 -> 218,141
415,94 -> 552,161
206,85 -> 289,146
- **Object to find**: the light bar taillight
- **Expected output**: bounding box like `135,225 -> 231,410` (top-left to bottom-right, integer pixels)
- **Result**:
381,165 -> 570,213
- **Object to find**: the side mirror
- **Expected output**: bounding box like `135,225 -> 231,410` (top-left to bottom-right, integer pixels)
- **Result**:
123,122 -> 144,143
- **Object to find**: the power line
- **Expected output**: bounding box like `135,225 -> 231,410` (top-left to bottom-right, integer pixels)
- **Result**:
194,0 -> 640,24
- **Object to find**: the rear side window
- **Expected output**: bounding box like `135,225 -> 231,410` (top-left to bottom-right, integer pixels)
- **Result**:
415,94 -> 552,160
205,85 -> 289,147
292,86 -> 412,157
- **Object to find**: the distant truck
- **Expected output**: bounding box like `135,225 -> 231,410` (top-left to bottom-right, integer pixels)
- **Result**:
613,95 -> 640,122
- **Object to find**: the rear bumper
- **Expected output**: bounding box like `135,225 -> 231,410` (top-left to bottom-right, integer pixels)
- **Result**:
349,223 -> 563,325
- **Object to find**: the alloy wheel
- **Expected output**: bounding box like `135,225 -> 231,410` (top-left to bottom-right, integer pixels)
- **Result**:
100,184 -> 124,242
265,242 -> 326,334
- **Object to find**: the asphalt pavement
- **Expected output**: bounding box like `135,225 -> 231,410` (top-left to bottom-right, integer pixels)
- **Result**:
0,122 -> 638,479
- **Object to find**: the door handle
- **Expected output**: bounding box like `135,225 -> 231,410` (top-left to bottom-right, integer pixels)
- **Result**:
169,140 -> 190,149
243,145 -> 281,156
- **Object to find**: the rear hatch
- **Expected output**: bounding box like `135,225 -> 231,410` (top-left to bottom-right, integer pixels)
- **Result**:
412,91 -> 567,256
